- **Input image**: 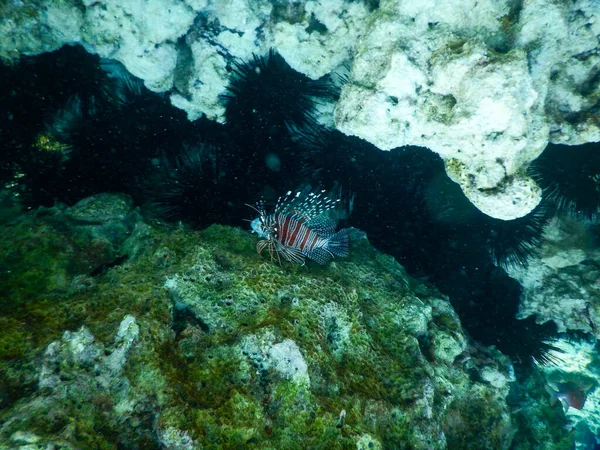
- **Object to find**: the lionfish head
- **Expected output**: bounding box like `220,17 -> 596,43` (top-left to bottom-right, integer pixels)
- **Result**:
247,200 -> 271,239
250,217 -> 269,238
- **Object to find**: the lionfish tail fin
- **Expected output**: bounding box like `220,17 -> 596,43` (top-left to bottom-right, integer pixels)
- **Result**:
326,228 -> 350,258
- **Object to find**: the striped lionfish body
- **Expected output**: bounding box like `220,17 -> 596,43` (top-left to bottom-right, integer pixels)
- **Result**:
249,190 -> 350,265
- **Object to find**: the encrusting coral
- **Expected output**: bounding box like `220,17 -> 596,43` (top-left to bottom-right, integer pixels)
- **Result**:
0,193 -> 538,449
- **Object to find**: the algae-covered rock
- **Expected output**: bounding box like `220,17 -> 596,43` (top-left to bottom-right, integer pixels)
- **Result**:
0,196 -> 518,448
0,193 -> 138,309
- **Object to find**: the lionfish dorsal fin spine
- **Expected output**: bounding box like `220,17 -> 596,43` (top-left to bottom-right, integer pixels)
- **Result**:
276,188 -> 340,223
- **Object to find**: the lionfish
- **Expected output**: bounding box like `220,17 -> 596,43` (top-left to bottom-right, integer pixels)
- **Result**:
248,189 -> 350,265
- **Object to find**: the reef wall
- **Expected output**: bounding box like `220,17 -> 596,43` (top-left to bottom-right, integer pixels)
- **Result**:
0,193 -> 518,448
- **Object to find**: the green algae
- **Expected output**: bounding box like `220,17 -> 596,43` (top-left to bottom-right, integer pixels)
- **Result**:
0,196 -> 532,449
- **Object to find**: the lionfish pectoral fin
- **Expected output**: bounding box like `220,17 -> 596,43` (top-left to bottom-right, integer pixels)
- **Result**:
308,247 -> 334,265
257,240 -> 269,254
278,244 -> 306,266
326,228 -> 350,257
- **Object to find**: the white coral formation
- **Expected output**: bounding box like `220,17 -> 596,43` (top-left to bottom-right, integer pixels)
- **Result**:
506,216 -> 600,335
517,0 -> 600,146
0,0 -> 366,121
242,332 -> 310,386
39,315 -> 140,391
272,0 -> 370,79
172,0 -> 370,120
1,0 -> 599,218
158,427 -> 196,450
3,316 -> 142,447
267,339 -> 310,385
334,0 -> 600,219
171,0 -> 274,120
1,0 -> 197,91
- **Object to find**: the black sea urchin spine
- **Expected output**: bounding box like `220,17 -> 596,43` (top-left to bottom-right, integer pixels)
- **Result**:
222,50 -> 336,132
139,143 -> 244,228
483,202 -> 552,269
529,142 -> 600,219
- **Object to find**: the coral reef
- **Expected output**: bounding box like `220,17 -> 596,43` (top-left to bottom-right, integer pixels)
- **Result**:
0,193 -> 527,449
